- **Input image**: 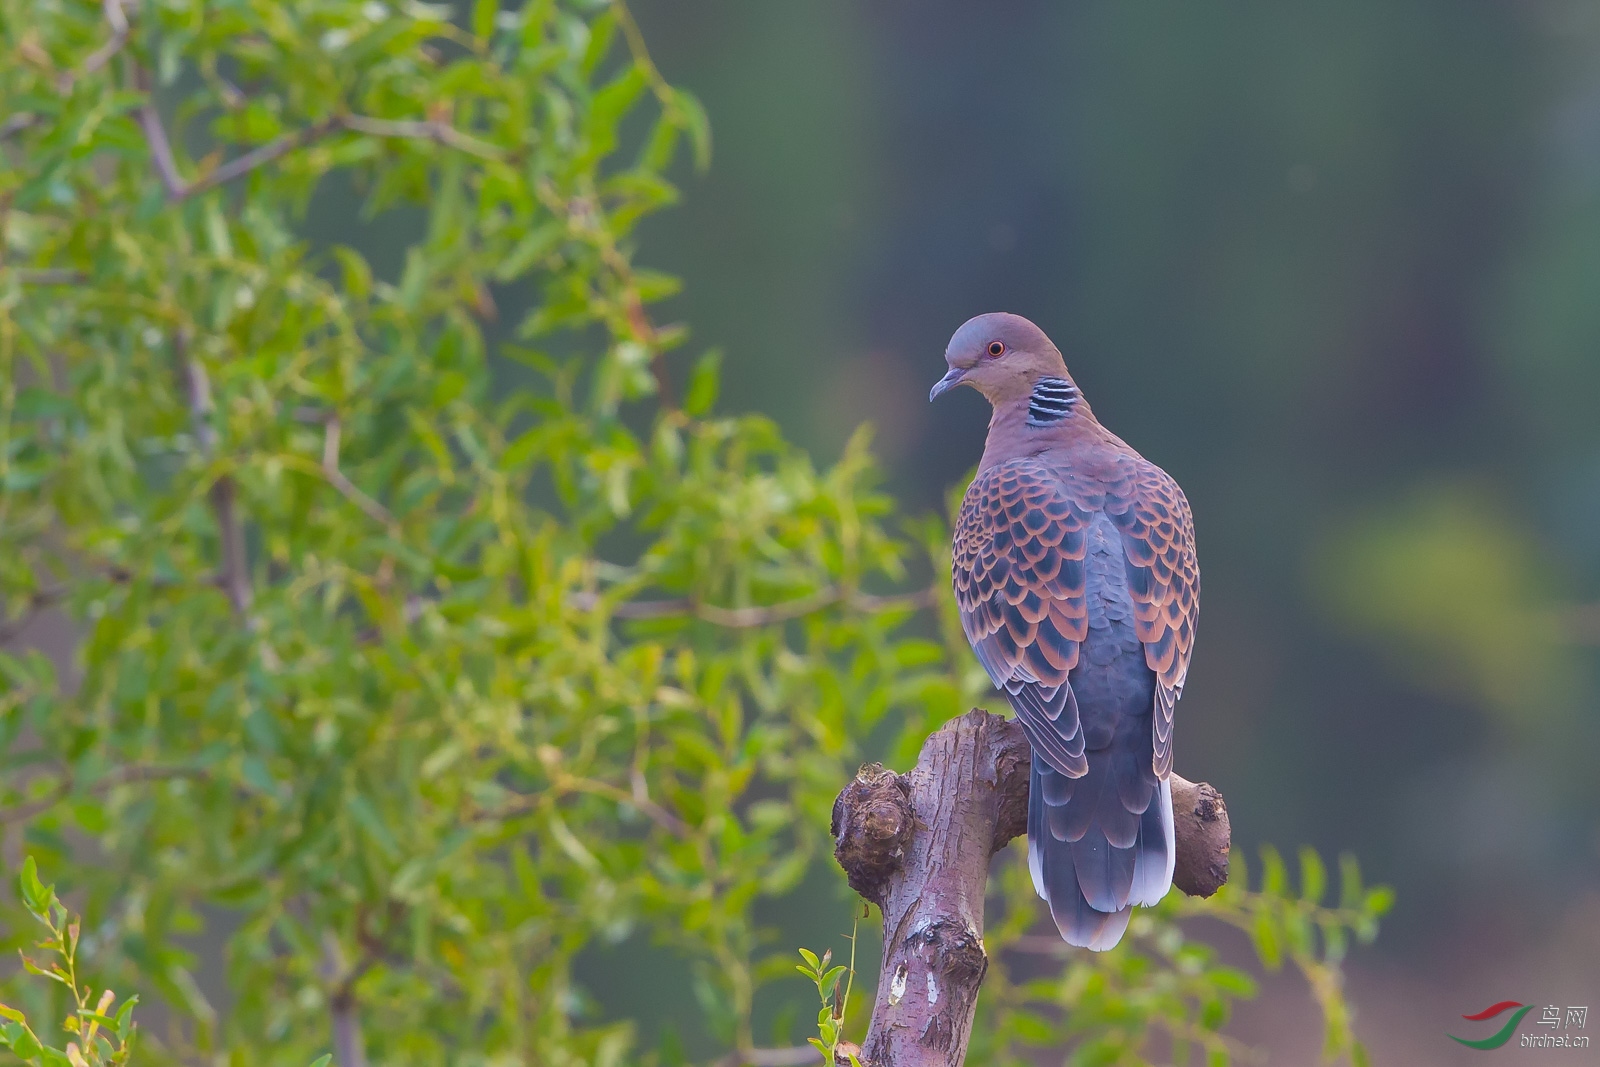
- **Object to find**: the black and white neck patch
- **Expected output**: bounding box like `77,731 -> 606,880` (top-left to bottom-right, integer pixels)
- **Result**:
1026,377 -> 1079,427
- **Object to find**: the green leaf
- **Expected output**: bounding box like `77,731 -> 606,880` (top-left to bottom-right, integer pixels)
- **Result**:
471,0 -> 499,39
19,857 -> 49,919
7,1025 -> 42,1061
1363,886 -> 1395,917
12,387 -> 74,421
1339,853 -> 1363,908
819,965 -> 846,998
1251,910 -> 1282,970
113,996 -> 138,1040
494,222 -> 564,282
1260,845 -> 1287,898
1298,847 -> 1326,904
684,349 -> 721,416
673,88 -> 712,170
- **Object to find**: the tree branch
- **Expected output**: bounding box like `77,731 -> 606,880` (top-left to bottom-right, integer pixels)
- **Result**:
182,116 -> 344,201
131,89 -> 502,204
63,0 -> 131,93
135,68 -> 185,199
0,763 -> 208,825
321,935 -> 370,1067
339,114 -> 502,160
2,0 -> 128,141
831,710 -> 1231,1067
11,269 -> 87,285
179,335 -> 253,621
571,586 -> 937,627
319,415 -> 396,530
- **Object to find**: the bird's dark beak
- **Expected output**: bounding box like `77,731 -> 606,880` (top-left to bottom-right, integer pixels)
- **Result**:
929,366 -> 966,401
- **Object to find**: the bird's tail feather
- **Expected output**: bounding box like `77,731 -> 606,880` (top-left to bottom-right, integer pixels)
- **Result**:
1028,753 -> 1173,951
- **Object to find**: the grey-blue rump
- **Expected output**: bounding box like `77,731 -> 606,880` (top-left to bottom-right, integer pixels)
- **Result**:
935,312 -> 1198,950
1028,513 -> 1173,950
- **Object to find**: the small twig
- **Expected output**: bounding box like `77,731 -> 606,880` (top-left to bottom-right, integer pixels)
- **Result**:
321,935 -> 370,1067
476,770 -> 690,839
2,0 -> 128,141
556,773 -> 689,837
179,115 -> 343,201
574,585 -> 938,628
0,764 -> 208,825
132,87 -> 501,204
180,334 -> 253,620
11,269 -> 87,285
611,0 -> 671,104
60,0 -> 131,93
319,415 -> 396,529
340,114 -> 502,160
134,67 -> 186,198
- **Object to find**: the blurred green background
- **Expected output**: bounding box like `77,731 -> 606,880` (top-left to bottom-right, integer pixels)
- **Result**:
621,1 -> 1599,1062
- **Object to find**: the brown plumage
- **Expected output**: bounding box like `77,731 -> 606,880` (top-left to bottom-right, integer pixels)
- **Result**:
933,312 -> 1199,950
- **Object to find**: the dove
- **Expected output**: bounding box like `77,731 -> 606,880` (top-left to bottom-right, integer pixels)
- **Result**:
931,312 -> 1199,950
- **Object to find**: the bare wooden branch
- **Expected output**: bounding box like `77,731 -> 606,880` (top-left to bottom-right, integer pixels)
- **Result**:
832,710 -> 1231,1067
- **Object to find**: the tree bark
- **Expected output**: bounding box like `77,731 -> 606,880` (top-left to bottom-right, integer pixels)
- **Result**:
831,709 -> 1231,1067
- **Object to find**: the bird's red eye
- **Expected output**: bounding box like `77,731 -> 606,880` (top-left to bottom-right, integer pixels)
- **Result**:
987,341 -> 1005,357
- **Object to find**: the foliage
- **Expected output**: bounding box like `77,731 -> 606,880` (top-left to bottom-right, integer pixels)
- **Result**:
0,3 -> 1386,1066
795,910 -> 862,1067
970,845 -> 1392,1067
1,859 -> 138,1067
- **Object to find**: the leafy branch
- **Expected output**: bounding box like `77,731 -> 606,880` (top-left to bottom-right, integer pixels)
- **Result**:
1174,846 -> 1394,1066
796,910 -> 865,1067
0,858 -> 138,1067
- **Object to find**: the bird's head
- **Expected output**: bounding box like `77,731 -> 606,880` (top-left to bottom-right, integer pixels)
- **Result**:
929,313 -> 1079,413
